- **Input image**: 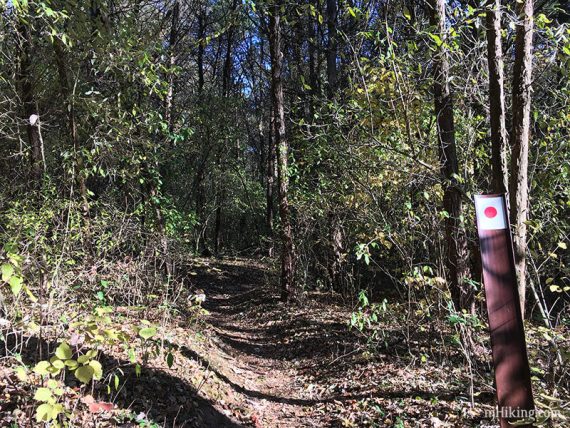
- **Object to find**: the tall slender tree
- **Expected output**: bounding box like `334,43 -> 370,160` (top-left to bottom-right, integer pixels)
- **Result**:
486,0 -> 509,194
16,18 -> 43,184
53,39 -> 94,255
213,0 -> 239,255
326,0 -> 337,96
266,110 -> 275,257
269,0 -> 295,301
509,0 -> 534,317
165,0 -> 180,133
430,0 -> 471,312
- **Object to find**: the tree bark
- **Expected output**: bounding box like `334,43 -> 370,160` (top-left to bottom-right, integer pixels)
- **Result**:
326,0 -> 337,96
266,110 -> 275,256
307,0 -> 318,94
165,0 -> 179,133
269,0 -> 296,301
485,0 -> 509,194
17,21 -> 43,184
197,10 -> 205,94
430,0 -> 471,312
213,0 -> 238,255
155,0 -> 180,275
509,0 -> 533,317
53,39 -> 94,255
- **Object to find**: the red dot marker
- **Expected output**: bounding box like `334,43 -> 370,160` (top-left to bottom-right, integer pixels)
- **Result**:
484,206 -> 498,218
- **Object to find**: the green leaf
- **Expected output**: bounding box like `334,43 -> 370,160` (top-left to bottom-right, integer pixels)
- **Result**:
34,387 -> 53,402
75,365 -> 94,384
65,359 -> 79,369
51,359 -> 65,370
89,360 -> 103,380
429,33 -> 443,47
33,361 -> 51,376
138,327 -> 157,340
47,364 -> 62,375
114,374 -> 120,390
55,342 -> 72,360
15,366 -> 28,382
9,275 -> 23,295
23,285 -> 38,302
36,403 -> 54,422
403,7 -> 411,20
77,354 -> 90,364
166,352 -> 174,368
1,263 -> 14,282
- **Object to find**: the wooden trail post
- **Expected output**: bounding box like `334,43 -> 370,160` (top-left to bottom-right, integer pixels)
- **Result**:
474,194 -> 534,427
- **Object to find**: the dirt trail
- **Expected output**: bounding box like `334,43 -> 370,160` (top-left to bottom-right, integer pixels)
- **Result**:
0,257 -> 537,427
183,257 -> 358,427
169,257 -> 492,427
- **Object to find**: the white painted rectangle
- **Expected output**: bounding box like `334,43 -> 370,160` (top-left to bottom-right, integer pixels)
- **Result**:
474,195 -> 508,230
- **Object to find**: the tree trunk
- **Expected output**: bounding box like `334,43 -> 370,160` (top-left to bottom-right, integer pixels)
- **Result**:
307,0 -> 318,115
17,21 -> 43,184
326,0 -> 337,96
53,39 -> 93,255
486,0 -> 509,194
197,11 -> 205,94
266,110 -> 275,257
430,0 -> 471,312
165,0 -> 179,133
214,3 -> 237,255
509,0 -> 533,318
269,0 -> 296,301
155,0 -> 180,276
221,0 -> 237,97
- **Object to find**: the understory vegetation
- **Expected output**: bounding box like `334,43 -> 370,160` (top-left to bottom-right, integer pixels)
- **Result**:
0,0 -> 569,426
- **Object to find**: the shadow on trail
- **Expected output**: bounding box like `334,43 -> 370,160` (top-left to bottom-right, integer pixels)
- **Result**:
195,260 -> 360,361
177,342 -> 468,407
188,259 -> 478,409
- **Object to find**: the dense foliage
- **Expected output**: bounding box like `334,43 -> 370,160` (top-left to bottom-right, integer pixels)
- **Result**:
0,0 -> 568,426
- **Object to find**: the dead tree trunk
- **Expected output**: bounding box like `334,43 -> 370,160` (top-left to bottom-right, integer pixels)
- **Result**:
486,0 -> 509,194
269,0 -> 296,301
509,0 -> 534,317
430,0 -> 471,312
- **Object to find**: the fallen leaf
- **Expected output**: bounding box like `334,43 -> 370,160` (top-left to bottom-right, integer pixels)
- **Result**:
81,395 -> 95,404
88,401 -> 114,413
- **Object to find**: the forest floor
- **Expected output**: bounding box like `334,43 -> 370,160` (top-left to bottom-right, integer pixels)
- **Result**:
3,257 -> 550,427
124,257 -> 497,427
